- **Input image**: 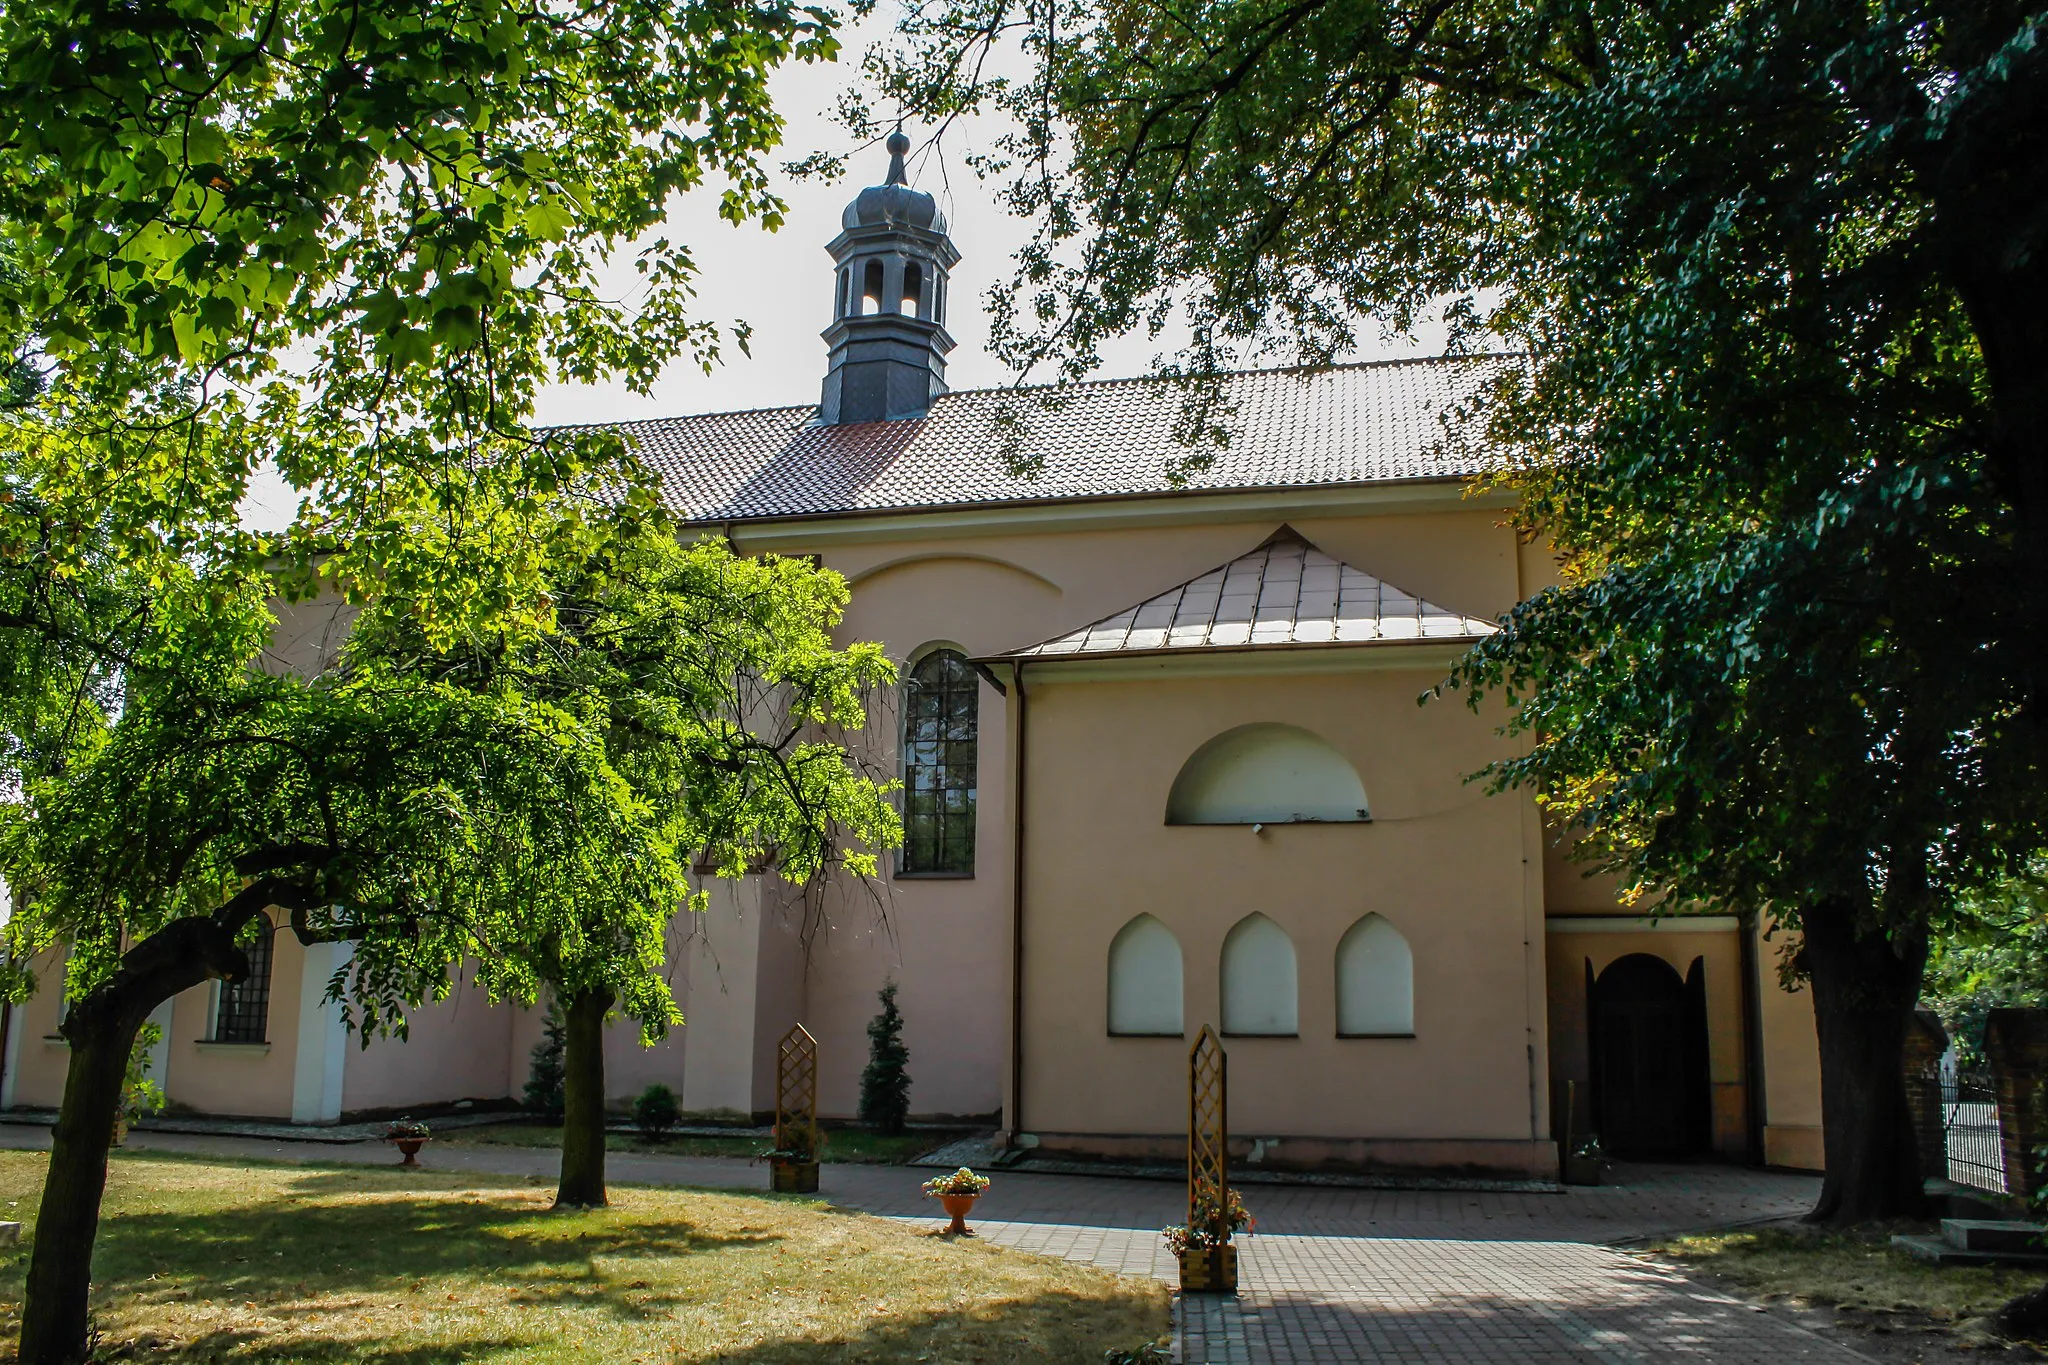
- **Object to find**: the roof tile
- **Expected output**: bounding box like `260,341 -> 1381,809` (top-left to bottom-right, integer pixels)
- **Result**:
1006,527 -> 1498,658
599,356 -> 1507,522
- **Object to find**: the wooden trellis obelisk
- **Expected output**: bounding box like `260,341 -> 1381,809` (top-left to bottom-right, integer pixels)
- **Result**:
771,1024 -> 821,1192
777,1024 -> 818,1137
1188,1024 -> 1228,1231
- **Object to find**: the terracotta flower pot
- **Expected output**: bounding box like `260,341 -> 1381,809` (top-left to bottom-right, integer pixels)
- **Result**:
939,1192 -> 980,1235
1179,1245 -> 1237,1293
772,1160 -> 820,1193
390,1136 -> 429,1168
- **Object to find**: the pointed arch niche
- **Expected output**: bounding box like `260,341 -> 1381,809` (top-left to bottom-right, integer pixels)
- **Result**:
1221,912 -> 1298,1036
1107,914 -> 1184,1036
1336,914 -> 1414,1037
1166,723 -> 1369,825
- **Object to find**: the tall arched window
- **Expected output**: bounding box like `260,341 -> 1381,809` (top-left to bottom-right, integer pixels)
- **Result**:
1221,913 -> 1297,1036
1108,915 -> 1183,1036
902,649 -> 978,874
212,915 -> 276,1043
1336,914 -> 1414,1036
862,259 -> 886,315
901,261 -> 924,317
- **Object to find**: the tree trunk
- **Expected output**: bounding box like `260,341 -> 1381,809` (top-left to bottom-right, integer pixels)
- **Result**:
17,1008 -> 145,1364
1938,52 -> 2048,728
1800,900 -> 1930,1224
555,985 -> 615,1209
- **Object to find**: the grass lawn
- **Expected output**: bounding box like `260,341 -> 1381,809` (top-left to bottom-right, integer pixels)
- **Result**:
443,1124 -> 947,1165
1652,1224 -> 2045,1343
0,1150 -> 1167,1363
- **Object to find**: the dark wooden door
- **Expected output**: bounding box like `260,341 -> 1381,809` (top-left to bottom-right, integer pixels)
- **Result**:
1592,954 -> 1692,1158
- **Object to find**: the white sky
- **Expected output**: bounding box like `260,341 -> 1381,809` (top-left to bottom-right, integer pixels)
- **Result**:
530,23 -> 1173,428
533,12 -> 1447,423
242,18 -> 1440,528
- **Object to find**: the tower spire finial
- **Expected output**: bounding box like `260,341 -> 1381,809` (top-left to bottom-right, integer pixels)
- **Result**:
885,125 -> 911,186
821,122 -> 958,424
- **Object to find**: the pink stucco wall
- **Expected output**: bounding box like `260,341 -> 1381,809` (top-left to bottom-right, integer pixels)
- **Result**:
339,964 -> 516,1115
3,948 -> 71,1109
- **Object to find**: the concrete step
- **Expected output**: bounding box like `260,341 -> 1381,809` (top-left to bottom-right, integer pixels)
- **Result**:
1894,1232 -> 2048,1267
1942,1219 -> 2047,1253
1923,1176 -> 2014,1220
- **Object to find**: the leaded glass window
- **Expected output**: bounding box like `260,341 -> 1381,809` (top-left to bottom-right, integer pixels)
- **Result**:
213,919 -> 275,1043
902,650 -> 977,875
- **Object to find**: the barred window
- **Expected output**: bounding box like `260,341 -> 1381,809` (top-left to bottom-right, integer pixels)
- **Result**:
902,650 -> 978,875
213,919 -> 275,1043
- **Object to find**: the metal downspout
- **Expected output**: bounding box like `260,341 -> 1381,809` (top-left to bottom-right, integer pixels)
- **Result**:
1008,661 -> 1029,1140
1739,908 -> 1769,1165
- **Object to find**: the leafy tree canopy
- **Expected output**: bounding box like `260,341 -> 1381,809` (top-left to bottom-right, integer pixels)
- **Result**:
0,0 -> 839,641
341,530 -> 903,1024
1921,862 -> 2048,1067
0,482 -> 901,1352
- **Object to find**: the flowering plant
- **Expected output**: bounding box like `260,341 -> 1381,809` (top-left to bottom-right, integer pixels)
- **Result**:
921,1167 -> 991,1198
385,1117 -> 431,1140
758,1118 -> 824,1163
1162,1179 -> 1252,1255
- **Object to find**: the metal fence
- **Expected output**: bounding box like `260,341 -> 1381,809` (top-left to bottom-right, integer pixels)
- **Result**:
1939,1069 -> 2008,1194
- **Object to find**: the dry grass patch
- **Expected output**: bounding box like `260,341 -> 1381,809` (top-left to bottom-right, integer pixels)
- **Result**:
1652,1223 -> 2045,1342
0,1149 -> 1166,1363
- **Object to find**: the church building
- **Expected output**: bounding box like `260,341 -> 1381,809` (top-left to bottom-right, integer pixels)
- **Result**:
0,135 -> 1827,1176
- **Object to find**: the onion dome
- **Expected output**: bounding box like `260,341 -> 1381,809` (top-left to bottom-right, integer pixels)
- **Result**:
843,130 -> 947,233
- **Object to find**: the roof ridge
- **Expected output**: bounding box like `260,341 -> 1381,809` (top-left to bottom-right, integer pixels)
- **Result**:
924,350 -> 1521,404
1253,522 -> 1311,551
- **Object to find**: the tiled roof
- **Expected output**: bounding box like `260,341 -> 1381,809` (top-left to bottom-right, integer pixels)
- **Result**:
605,356 -> 1507,523
1005,527 -> 1498,658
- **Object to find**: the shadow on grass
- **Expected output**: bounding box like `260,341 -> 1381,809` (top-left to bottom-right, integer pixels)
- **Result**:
100,1331 -> 536,1364
0,1155 -> 1167,1363
81,1180 -> 780,1325
142,1286 -> 1165,1365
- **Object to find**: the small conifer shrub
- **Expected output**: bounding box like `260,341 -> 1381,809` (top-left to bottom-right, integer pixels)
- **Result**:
633,1084 -> 682,1139
859,980 -> 912,1135
524,997 -> 567,1117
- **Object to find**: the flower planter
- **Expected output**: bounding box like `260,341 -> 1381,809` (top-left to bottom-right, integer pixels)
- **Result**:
390,1136 -> 429,1168
938,1192 -> 980,1235
1561,1153 -> 1603,1186
1178,1245 -> 1237,1293
771,1160 -> 820,1193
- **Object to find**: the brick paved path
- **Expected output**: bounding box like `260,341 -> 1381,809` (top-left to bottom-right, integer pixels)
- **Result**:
0,1126 -> 1863,1362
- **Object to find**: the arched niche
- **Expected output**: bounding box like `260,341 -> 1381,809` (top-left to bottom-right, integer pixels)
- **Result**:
1336,914 -> 1414,1036
1166,723 -> 1369,825
1221,912 -> 1298,1036
1107,914 -> 1183,1036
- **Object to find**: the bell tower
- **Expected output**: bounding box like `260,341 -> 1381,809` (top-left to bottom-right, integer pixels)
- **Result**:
819,130 -> 960,425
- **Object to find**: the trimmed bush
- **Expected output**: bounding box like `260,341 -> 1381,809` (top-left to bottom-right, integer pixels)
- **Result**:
633,1083 -> 683,1140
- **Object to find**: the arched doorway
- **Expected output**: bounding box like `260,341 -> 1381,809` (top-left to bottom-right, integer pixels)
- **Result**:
1590,954 -> 1712,1158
